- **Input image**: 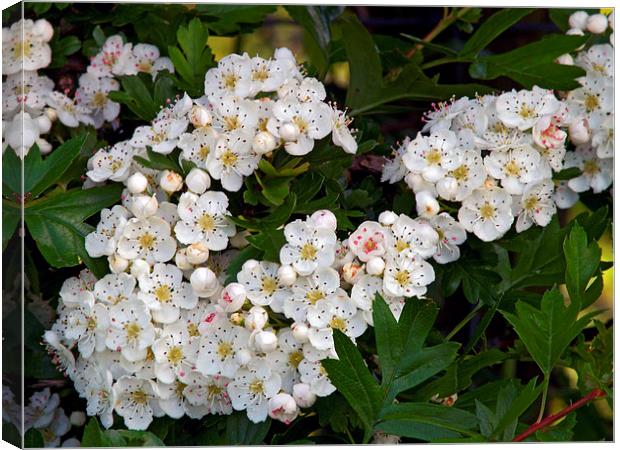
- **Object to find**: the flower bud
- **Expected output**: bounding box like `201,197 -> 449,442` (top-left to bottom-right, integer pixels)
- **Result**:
108,254 -> 129,273
252,131 -> 278,155
44,107 -> 57,122
277,265 -> 297,286
568,11 -> 589,30
342,261 -> 364,284
416,191 -> 440,218
366,256 -> 385,276
586,14 -> 608,34
268,393 -> 299,424
189,104 -> 212,128
127,172 -> 149,194
36,115 -> 52,134
310,210 -> 337,231
292,383 -> 316,408
245,306 -> 269,331
235,348 -> 252,366
159,170 -> 183,193
404,172 -> 437,195
37,139 -> 52,155
33,19 -> 54,41
69,411 -> 86,427
218,283 -> 246,312
130,194 -> 158,219
186,242 -> 210,265
378,210 -> 398,226
610,32 -> 614,46
175,248 -> 193,270
254,330 -> 278,352
230,312 -> 244,326
279,123 -> 300,142
291,322 -> 309,343
556,53 -> 574,65
190,267 -> 219,297
185,168 -> 211,194
130,258 -> 151,278
609,11 -> 615,30
230,230 -> 250,249
569,118 -> 591,145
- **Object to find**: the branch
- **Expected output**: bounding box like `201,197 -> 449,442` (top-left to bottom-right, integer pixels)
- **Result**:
406,7 -> 471,58
512,388 -> 606,442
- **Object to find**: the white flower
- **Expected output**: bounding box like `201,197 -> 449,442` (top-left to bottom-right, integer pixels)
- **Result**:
249,55 -> 289,94
175,191 -> 236,250
24,388 -> 60,430
64,296 -> 109,358
87,141 -> 135,183
554,181 -> 580,209
495,86 -> 560,130
113,376 -> 159,430
591,114 -> 614,159
381,138 -> 410,184
207,131 -> 260,191
575,44 -> 614,77
238,260 -> 290,311
2,19 -> 53,75
58,269 -> 97,308
204,53 -> 253,101
211,96 -> 258,133
2,71 -> 54,117
105,299 -> 156,362
88,35 -> 134,78
47,91 -> 93,127
279,219 -> 337,276
196,321 -> 250,378
178,128 -> 219,167
268,393 -> 299,424
348,221 -> 388,262
351,274 -> 385,311
129,43 -> 174,78
39,408 -> 71,447
138,263 -> 198,324
298,359 -> 335,397
428,212 -> 467,264
228,359 -> 282,423
267,99 -> 332,155
284,267 -> 340,323
514,180 -> 556,232
2,111 -> 51,158
484,146 -> 546,195
75,73 -> 120,127
266,328 -> 304,392
331,106 -> 357,154
383,255 -> 435,298
566,74 -> 613,129
458,187 -> 514,241
183,372 -> 233,415
421,96 -> 470,132
80,365 -> 115,428
93,273 -> 135,308
436,149 -> 486,201
403,129 -> 462,183
307,294 -> 367,350
564,145 -> 613,194
387,214 -> 439,260
152,323 -> 199,384
117,216 -> 177,264
130,97 -> 191,154
85,206 -> 131,258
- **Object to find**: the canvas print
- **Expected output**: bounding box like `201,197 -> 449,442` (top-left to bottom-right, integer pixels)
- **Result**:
1,2 -> 614,446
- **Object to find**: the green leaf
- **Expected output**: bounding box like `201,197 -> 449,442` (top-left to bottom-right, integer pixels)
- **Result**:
225,412 -> 271,444
24,428 -> 45,448
322,329 -> 382,437
196,5 -> 277,35
24,185 -> 122,275
469,34 -> 589,90
92,25 -> 106,46
490,378 -> 542,441
81,418 -> 103,447
377,403 -> 479,441
116,430 -> 166,446
372,293 -> 402,385
460,8 -> 534,57
535,412 -> 577,441
501,287 -> 599,377
246,228 -> 286,262
134,147 -> 183,174
563,223 -> 602,308
109,73 -> 175,121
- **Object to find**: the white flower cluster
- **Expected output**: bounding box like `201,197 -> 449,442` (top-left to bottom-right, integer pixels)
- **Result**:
85,48 -> 357,193
382,31 -> 613,242
43,199 -> 457,429
2,19 -> 173,157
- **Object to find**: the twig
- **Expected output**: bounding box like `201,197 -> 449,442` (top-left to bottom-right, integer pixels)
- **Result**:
406,7 -> 471,58
512,388 -> 606,442
445,301 -> 482,340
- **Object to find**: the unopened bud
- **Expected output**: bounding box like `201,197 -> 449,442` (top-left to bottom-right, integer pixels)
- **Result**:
185,168 -> 211,194
277,265 -> 297,286
416,191 -> 440,218
569,118 -> 591,145
130,259 -> 150,278
36,115 -> 52,134
568,11 -> 589,30
556,53 -> 574,65
252,131 -> 277,154
127,172 -> 149,194
44,107 -> 57,122
189,104 -> 212,128
378,210 -> 398,226
175,248 -> 193,270
108,254 -> 129,274
310,210 -> 337,231
186,242 -> 210,265
245,306 -> 269,331
279,123 -> 300,142
130,194 -> 158,219
236,348 -> 252,366
292,383 -> 316,408
291,322 -> 309,343
342,262 -> 364,284
268,393 -> 299,424
254,330 -> 278,352
586,14 -> 608,34
218,283 -> 246,312
190,267 -> 219,297
69,411 -> 86,427
159,170 -> 183,193
230,230 -> 250,249
366,256 -> 386,276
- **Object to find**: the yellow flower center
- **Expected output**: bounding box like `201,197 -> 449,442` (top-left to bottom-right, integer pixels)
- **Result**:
124,322 -> 142,341
220,149 -> 238,167
479,203 -> 495,219
394,270 -> 410,287
591,63 -> 606,74
249,380 -> 264,395
130,389 -> 149,405
223,73 -> 238,90
13,39 -> 31,59
425,148 -> 442,165
188,323 -> 200,337
583,159 -> 600,175
288,351 -> 304,368
519,104 -> 535,118
252,68 -> 269,82
175,381 -> 186,397
167,345 -> 184,365
292,116 -> 308,134
198,213 -> 216,232
258,117 -> 269,132
330,317 -> 347,332
138,60 -> 153,73
306,289 -> 325,305
92,92 -> 107,108
584,94 -> 600,112
261,276 -> 278,295
223,115 -> 240,131
217,341 -> 233,359
319,364 -> 328,376
300,243 -> 318,260
523,196 -> 538,211
505,160 -> 521,177
395,239 -> 409,253
138,232 -> 156,249
151,130 -> 167,144
493,122 -> 509,134
207,383 -> 223,397
199,145 -> 210,160
87,317 -> 98,331
154,284 -> 172,303
452,164 -> 469,181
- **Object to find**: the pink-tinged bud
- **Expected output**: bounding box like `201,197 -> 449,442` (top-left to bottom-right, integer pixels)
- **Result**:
310,209 -> 337,231
159,170 -> 183,193
186,242 -> 210,265
292,383 -> 316,408
268,393 -> 299,424
190,267 -> 219,297
189,104 -> 212,128
185,168 -> 211,194
366,256 -> 385,276
568,11 -> 589,30
127,172 -> 149,194
586,14 -> 608,34
254,330 -> 278,352
218,283 -> 246,312
342,261 -> 364,284
416,191 -> 440,218
556,53 -> 574,65
569,118 -> 591,145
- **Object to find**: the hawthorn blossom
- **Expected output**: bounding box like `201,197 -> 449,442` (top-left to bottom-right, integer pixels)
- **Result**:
227,359 -> 282,423
106,300 -> 156,362
207,131 -> 260,191
458,187 -> 514,241
113,376 -> 159,430
514,180 -> 557,232
280,219 -> 337,276
117,216 -> 177,264
2,19 -> 53,74
403,129 -> 462,183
